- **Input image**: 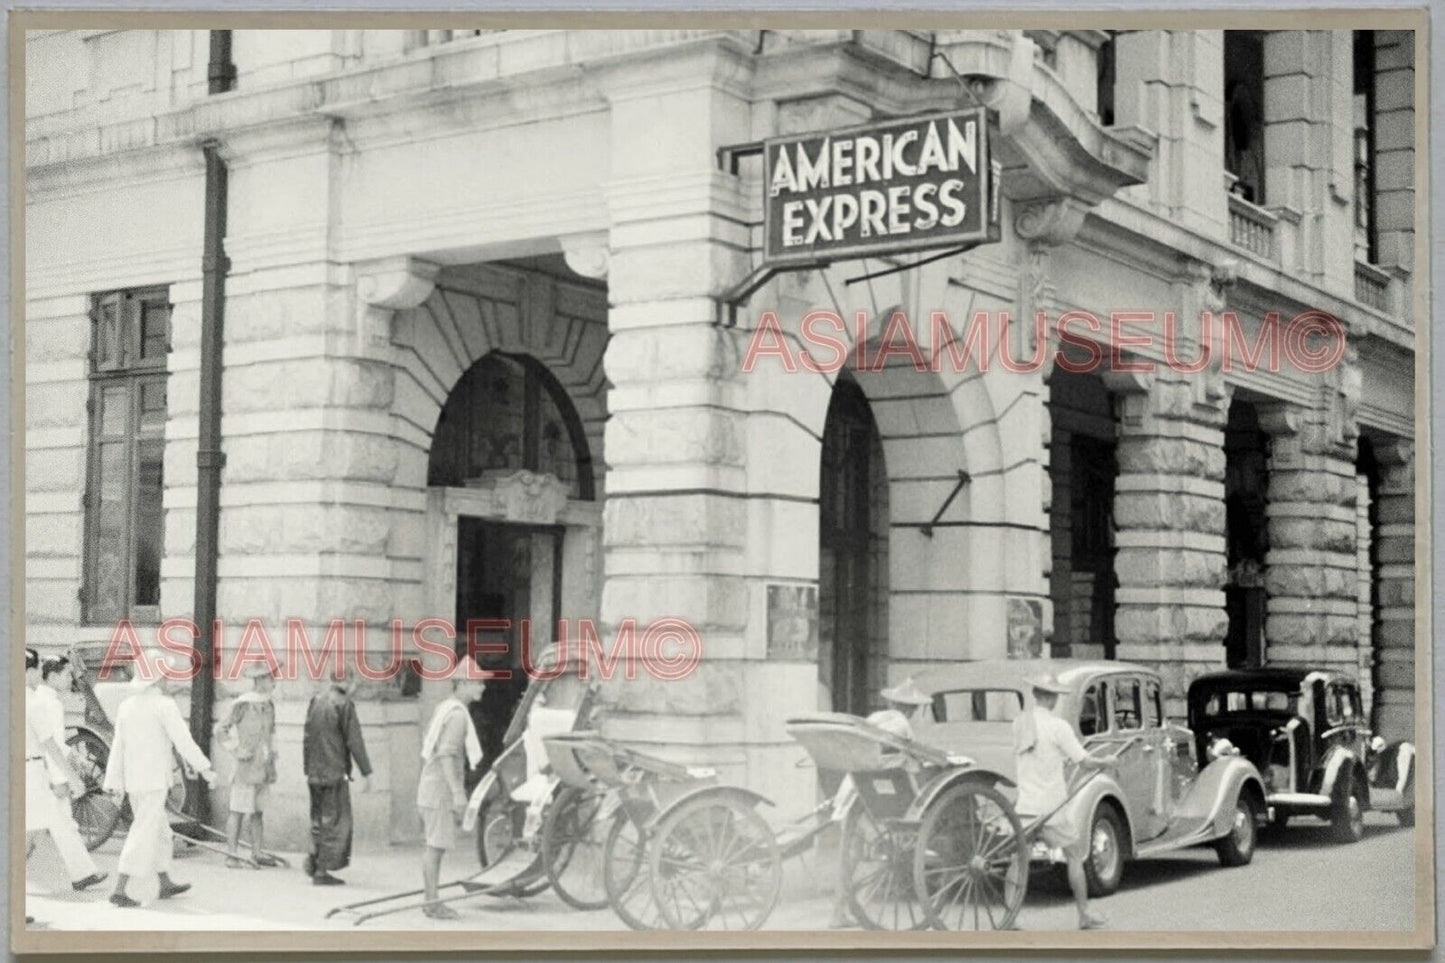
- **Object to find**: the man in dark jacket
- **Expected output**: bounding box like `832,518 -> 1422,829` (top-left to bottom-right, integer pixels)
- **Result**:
302,666 -> 372,886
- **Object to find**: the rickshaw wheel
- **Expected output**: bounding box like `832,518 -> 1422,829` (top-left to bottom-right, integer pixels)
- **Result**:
541,787 -> 610,910
912,781 -> 1028,931
65,731 -> 120,850
476,799 -> 549,898
648,793 -> 782,931
840,804 -> 929,930
602,812 -> 665,930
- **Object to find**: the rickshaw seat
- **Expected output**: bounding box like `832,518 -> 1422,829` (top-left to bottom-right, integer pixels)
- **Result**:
510,706 -> 577,803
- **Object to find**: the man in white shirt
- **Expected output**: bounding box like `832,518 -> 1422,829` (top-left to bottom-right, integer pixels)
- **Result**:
32,655 -> 107,891
103,657 -> 217,908
1011,673 -> 1115,930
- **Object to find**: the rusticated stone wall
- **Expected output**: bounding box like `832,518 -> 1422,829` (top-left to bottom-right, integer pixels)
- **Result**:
1111,371 -> 1230,716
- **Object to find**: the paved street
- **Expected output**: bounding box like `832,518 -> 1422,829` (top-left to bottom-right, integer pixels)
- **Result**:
25,812 -> 1414,933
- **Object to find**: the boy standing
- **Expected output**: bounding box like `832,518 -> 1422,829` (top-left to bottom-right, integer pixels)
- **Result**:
216,662 -> 279,868
416,663 -> 485,919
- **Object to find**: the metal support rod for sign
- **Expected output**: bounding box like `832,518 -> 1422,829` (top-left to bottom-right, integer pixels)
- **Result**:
920,469 -> 972,538
843,242 -> 977,287
717,141 -> 764,176
716,259 -> 830,327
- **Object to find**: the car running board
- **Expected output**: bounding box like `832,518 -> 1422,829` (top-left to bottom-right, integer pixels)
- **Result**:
1133,817 -> 1220,858
1268,792 -> 1331,808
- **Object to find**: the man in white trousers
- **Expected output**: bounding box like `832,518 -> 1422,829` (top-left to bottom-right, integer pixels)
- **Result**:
103,656 -> 217,908
30,655 -> 108,892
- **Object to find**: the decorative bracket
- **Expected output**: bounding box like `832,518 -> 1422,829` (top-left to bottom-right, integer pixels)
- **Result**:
561,232 -> 610,280
356,255 -> 439,310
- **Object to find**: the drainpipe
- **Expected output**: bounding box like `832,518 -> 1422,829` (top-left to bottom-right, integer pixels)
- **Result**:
187,30 -> 234,821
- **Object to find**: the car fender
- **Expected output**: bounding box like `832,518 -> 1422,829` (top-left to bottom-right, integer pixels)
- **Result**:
649,785 -> 774,831
1059,775 -> 1136,857
1319,746 -> 1366,805
1370,740 -> 1415,794
905,767 -> 1016,823
1185,756 -> 1267,838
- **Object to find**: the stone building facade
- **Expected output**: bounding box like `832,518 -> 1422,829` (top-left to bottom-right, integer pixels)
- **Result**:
25,28 -> 1417,846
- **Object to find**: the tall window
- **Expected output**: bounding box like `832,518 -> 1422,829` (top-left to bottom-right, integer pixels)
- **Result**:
1223,31 -> 1266,205
85,287 -> 170,625
1353,30 -> 1378,263
1096,31 -> 1117,126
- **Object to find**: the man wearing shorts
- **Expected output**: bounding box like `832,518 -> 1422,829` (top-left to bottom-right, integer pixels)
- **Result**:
416,662 -> 485,919
1012,673 -> 1115,930
216,661 -> 278,868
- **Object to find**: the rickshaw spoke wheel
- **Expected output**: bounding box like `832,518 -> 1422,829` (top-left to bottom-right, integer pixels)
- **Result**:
542,787 -> 610,910
913,782 -> 1028,931
603,812 -> 666,930
649,794 -> 782,931
65,731 -> 120,851
840,805 -> 928,930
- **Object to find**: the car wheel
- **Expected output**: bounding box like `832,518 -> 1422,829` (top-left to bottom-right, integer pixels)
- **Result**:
1329,777 -> 1366,844
1214,795 -> 1258,867
1083,805 -> 1126,898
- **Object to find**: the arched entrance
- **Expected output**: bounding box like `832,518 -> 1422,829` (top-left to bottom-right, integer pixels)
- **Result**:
817,373 -> 887,715
427,350 -> 596,770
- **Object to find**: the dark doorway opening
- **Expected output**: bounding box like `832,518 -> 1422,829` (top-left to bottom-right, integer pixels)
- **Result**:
455,517 -> 563,782
818,374 -> 886,716
1224,400 -> 1270,668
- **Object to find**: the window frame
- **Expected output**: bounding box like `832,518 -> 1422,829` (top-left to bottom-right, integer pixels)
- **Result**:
83,287 -> 170,626
1110,675 -> 1145,732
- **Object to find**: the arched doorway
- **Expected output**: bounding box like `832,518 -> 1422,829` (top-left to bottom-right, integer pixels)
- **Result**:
818,373 -> 887,715
427,350 -> 596,773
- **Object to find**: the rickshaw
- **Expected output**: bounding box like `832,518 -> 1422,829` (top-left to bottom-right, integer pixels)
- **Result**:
544,730 -> 868,932
786,711 -> 1031,931
327,649 -> 609,924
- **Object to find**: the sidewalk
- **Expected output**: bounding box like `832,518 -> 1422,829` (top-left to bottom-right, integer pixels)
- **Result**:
26,832 -> 839,932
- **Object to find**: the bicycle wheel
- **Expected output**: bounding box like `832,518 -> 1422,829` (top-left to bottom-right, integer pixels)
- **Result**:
912,782 -> 1028,931
840,804 -> 928,930
541,787 -> 609,910
649,793 -> 782,931
602,811 -> 665,930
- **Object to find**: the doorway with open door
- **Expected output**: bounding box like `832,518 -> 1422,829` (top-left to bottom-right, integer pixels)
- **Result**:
455,518 -> 563,778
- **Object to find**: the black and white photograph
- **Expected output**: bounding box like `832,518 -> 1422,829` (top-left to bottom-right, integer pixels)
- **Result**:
13,14 -> 1431,953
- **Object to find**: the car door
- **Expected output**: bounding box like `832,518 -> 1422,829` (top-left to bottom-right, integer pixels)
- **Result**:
1105,674 -> 1167,841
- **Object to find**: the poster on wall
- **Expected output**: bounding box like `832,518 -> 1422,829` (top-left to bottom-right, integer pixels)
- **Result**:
11,9 -> 1432,959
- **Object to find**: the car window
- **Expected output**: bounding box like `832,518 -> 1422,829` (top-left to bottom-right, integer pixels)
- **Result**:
932,689 -> 1023,722
1112,678 -> 1143,731
1079,683 -> 1105,737
1325,685 -> 1344,726
1201,689 -> 1295,716
1144,679 -> 1162,728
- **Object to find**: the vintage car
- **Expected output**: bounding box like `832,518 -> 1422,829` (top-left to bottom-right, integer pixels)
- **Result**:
887,659 -> 1268,897
1187,668 -> 1416,842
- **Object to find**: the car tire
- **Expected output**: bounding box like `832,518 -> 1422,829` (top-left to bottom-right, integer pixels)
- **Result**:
1214,795 -> 1258,867
1329,775 -> 1366,844
1082,804 -> 1126,898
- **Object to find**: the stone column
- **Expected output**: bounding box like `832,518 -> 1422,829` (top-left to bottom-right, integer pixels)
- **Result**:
1371,31 -> 1415,286
593,41 -> 764,787
1109,261 -> 1233,715
1257,396 -> 1360,672
1261,31 -> 1355,288
1113,29 -> 1227,233
1371,439 -> 1414,741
